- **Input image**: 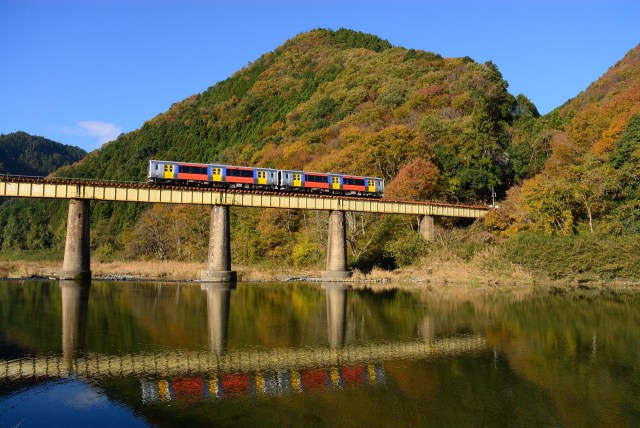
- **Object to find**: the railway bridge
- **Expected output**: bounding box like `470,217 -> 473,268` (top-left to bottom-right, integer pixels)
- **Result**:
0,175 -> 488,281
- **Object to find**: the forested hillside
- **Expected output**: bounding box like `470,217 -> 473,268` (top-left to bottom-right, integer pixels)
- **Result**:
0,29 -> 541,268
0,132 -> 86,176
0,133 -> 87,254
487,44 -> 640,236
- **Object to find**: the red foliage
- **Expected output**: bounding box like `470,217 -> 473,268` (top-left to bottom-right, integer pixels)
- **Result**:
384,157 -> 440,200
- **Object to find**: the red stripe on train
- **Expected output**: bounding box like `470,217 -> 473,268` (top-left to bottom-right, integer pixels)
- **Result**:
343,185 -> 366,191
177,173 -> 209,181
226,177 -> 254,184
304,183 -> 329,189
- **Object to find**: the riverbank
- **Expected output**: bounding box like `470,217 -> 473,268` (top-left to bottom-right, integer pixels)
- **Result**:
3,256 -> 640,291
3,231 -> 640,288
0,246 -> 531,284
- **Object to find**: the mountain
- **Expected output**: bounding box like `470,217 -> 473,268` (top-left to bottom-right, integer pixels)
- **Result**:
1,29 -> 534,266
61,28 -> 532,202
0,132 -> 86,176
486,44 -> 640,236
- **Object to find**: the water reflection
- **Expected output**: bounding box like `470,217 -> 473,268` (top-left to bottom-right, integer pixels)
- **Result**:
322,283 -> 347,349
202,282 -> 235,356
419,316 -> 435,343
5,281 -> 640,427
141,363 -> 385,403
60,279 -> 90,363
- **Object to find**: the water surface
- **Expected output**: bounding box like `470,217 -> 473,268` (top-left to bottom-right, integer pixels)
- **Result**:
1,280 -> 640,427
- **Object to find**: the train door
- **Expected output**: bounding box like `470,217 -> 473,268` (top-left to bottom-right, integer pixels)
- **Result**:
164,164 -> 175,179
293,173 -> 302,187
331,176 -> 341,190
257,170 -> 267,185
212,167 -> 223,182
368,179 -> 376,193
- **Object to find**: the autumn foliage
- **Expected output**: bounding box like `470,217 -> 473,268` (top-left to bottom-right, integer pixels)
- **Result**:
385,158 -> 440,200
490,44 -> 640,236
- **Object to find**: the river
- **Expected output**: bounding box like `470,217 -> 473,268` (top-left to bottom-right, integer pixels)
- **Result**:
1,280 -> 639,427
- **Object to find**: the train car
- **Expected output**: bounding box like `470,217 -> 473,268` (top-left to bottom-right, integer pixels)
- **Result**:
280,169 -> 384,197
280,169 -> 330,193
148,160 -> 180,182
217,165 -> 278,189
148,160 -> 211,185
341,175 -> 384,197
148,160 -> 278,190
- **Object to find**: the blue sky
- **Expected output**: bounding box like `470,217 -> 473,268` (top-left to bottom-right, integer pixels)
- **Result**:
1,0 -> 639,152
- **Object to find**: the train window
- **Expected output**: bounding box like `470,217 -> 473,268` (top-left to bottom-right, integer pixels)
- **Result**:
306,174 -> 328,183
344,178 -> 364,186
227,168 -> 253,178
155,165 -> 158,170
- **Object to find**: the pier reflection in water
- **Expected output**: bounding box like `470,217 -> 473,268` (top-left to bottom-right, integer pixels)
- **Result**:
323,283 -> 347,349
60,279 -> 90,363
202,282 -> 234,356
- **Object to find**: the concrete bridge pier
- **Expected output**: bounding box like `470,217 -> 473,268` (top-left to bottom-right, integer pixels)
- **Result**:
60,199 -> 91,280
202,282 -> 235,356
322,283 -> 348,349
202,205 -> 237,282
419,215 -> 435,242
322,210 -> 352,280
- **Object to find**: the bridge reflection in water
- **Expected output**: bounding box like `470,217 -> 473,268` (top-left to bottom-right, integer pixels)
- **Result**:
2,281 -> 486,402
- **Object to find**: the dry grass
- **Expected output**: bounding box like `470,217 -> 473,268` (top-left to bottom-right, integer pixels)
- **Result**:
0,259 -> 324,282
0,253 -> 533,286
92,261 -> 206,279
1,258 -> 638,293
417,246 -> 535,285
0,260 -> 60,278
0,260 -> 206,280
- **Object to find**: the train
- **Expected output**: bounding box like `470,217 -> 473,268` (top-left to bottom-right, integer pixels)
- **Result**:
148,159 -> 384,198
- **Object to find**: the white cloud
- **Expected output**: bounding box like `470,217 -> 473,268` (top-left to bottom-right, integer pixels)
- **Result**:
63,121 -> 122,148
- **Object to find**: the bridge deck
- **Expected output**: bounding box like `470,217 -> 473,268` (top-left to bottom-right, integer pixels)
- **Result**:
1,336 -> 486,380
0,176 -> 488,218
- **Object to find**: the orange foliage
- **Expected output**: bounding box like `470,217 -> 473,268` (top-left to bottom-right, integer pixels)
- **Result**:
543,132 -> 582,176
560,47 -> 640,157
592,112 -> 637,156
282,140 -> 314,170
384,157 -> 439,200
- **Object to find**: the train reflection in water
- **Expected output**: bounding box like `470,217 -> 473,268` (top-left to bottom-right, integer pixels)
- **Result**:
141,363 -> 385,403
141,282 -> 383,404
